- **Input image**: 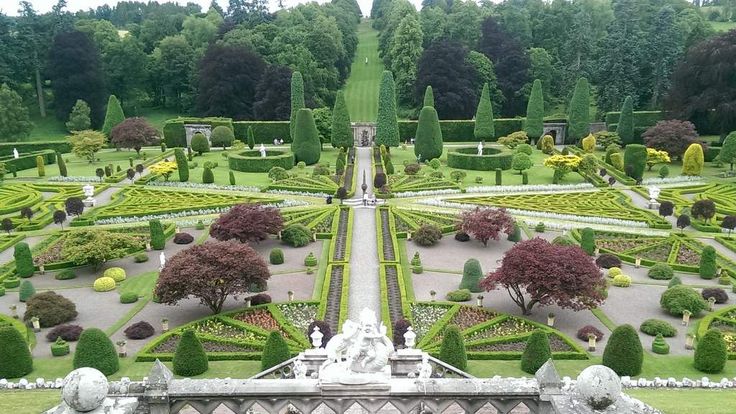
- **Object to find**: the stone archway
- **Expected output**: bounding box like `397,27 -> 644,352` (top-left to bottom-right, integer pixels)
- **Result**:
352,123 -> 376,147
184,124 -> 212,147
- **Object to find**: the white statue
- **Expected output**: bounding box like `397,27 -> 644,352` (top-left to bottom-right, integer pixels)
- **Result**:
417,354 -> 432,379
648,185 -> 661,204
259,143 -> 267,158
13,148 -> 19,159
477,141 -> 483,156
159,252 -> 166,271
293,358 -> 307,379
82,184 -> 96,207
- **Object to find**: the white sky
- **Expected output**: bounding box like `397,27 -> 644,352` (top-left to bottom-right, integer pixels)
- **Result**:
0,0 -> 415,18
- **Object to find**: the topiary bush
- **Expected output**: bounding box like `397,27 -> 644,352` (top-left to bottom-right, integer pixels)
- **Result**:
576,325 -> 604,341
134,253 -> 149,263
439,325 -> 467,370
306,320 -> 333,348
248,293 -> 271,306
534,222 -> 545,232
149,219 -> 165,250
521,330 -> 552,374
190,133 -> 210,155
701,288 -> 729,304
459,259 -> 483,292
46,324 -> 83,342
445,289 -> 472,302
24,291 -> 77,327
602,324 -> 643,376
55,269 -> 77,280
454,232 -> 470,242
18,280 -> 35,302
173,330 -> 208,376
13,242 -> 34,278
304,252 -> 318,267
73,328 -> 119,375
4,277 -> 20,288
261,331 -> 291,371
124,321 -> 155,340
596,254 -> 622,269
660,285 -> 708,316
120,292 -> 139,304
404,163 -> 421,175
51,337 -> 70,356
281,224 -> 312,247
103,267 -> 126,282
607,267 -> 622,278
648,263 -> 674,280
651,333 -> 670,355
612,274 -> 632,287
699,246 -> 718,279
0,326 -> 33,379
693,329 -> 727,373
413,224 -> 442,246
668,276 -> 682,288
93,277 -> 116,292
270,248 -> 284,265
552,235 -> 576,246
580,227 -> 595,255
638,319 -> 676,338
173,232 -> 194,244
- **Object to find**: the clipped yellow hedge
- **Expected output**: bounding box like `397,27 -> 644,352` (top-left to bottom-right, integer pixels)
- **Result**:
93,277 -> 116,292
103,267 -> 126,282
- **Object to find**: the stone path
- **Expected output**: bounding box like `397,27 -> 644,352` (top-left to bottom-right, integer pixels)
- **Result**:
347,147 -> 381,321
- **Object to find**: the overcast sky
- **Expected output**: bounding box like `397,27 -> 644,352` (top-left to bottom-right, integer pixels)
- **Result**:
0,0 -> 414,18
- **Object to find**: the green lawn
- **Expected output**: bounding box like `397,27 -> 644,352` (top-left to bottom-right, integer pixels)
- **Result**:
13,146 -> 164,178
628,389 -> 736,414
344,20 -> 384,122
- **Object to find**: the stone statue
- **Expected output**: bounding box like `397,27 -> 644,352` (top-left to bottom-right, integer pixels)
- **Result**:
82,184 -> 96,207
417,354 -> 432,379
13,148 -> 19,159
159,252 -> 166,271
292,358 -> 307,379
319,308 -> 395,384
647,185 -> 661,209
259,143 -> 267,158
477,141 -> 483,156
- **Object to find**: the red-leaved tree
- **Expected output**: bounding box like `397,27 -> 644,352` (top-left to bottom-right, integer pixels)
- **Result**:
480,238 -> 606,315
458,207 -> 515,246
210,204 -> 284,243
642,120 -> 701,160
110,117 -> 159,155
155,240 -> 270,314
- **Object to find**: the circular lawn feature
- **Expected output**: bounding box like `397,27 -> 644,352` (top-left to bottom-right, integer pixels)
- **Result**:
228,149 -> 295,172
447,147 -> 513,171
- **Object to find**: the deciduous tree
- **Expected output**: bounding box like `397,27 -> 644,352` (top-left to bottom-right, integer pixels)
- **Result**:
0,84 -> 33,140
458,207 -> 515,246
67,130 -> 106,163
110,117 -> 159,155
643,120 -> 700,160
720,132 -> 736,171
691,199 -> 716,224
415,40 -> 477,119
65,99 -> 91,132
210,204 -> 283,243
254,65 -> 292,121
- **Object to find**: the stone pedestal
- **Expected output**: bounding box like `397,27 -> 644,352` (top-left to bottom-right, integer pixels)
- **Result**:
648,201 -> 660,210
83,198 -> 96,208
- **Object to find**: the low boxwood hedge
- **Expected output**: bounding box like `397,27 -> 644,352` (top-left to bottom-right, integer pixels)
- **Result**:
447,147 -> 513,171
228,150 -> 294,172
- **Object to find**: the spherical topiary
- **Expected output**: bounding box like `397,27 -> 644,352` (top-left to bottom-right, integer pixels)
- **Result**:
521,330 -> 552,374
103,267 -> 126,282
648,263 -> 674,280
261,331 -> 291,371
306,320 -> 333,348
123,321 -> 155,340
596,254 -> 622,269
190,133 -> 210,155
602,324 -> 643,376
0,326 -> 33,379
607,267 -> 622,278
19,280 -> 36,302
694,329 -> 727,373
133,253 -> 149,263
173,232 -> 194,244
459,258 -> 483,292
612,274 -> 632,287
454,232 -> 470,242
660,285 -> 707,316
445,289 -> 472,302
55,269 -> 77,280
73,328 -> 119,376
24,291 -> 77,327
119,292 -> 139,304
576,325 -> 605,341
173,330 -> 208,376
281,224 -> 312,247
93,277 -> 116,292
651,333 -> 670,355
210,126 -> 234,149
413,224 -> 442,246
269,248 -> 284,265
639,319 -> 677,337
46,324 -> 83,342
439,325 -> 466,370
701,288 -> 729,304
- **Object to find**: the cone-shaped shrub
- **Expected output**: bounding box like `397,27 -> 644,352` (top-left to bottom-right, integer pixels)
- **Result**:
651,333 -> 669,355
19,280 -> 35,302
291,109 -> 321,165
694,329 -> 727,373
290,71 -> 305,140
331,91 -> 352,149
173,330 -> 209,376
73,328 -> 119,375
261,331 -> 291,371
149,219 -> 165,250
375,71 -> 400,147
423,85 -> 434,107
521,330 -> 551,374
14,242 -> 34,278
414,106 -> 443,162
247,126 -> 256,149
580,227 -> 595,255
683,143 -> 704,176
439,325 -> 466,370
624,144 -> 647,181
507,224 -> 521,242
202,166 -> 214,184
57,152 -> 68,177
474,83 -> 495,141
174,148 -> 188,182
567,78 -> 590,143
102,95 -> 125,137
602,324 -> 643,376
617,96 -> 635,145
459,258 -> 483,292
0,326 -> 33,379
524,79 -> 544,142
699,246 -> 717,279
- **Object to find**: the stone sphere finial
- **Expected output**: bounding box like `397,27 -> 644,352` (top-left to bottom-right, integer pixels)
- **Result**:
62,367 -> 109,412
576,365 -> 621,410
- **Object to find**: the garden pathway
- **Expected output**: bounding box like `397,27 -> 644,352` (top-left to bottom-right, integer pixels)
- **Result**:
347,147 -> 381,321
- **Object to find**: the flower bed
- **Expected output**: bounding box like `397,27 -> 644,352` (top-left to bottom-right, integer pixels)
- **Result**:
391,207 -> 458,233
389,175 -> 460,194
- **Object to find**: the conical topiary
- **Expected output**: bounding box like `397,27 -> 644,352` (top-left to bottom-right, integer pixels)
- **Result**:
602,324 -> 643,376
580,227 -> 596,256
19,280 -> 35,302
73,328 -> 119,375
439,325 -> 466,370
524,79 -> 544,142
149,219 -> 165,250
102,95 -> 125,137
694,329 -> 727,373
290,71 -> 305,141
521,330 -> 552,374
699,246 -> 717,279
291,108 -> 321,165
617,96 -> 635,145
459,258 -> 483,292
375,71 -> 400,148
247,126 -> 256,150
261,331 -> 291,371
13,242 -> 34,278
423,85 -> 434,107
414,106 -> 443,162
0,326 -> 33,378
474,83 -> 495,141
651,333 -> 669,355
173,330 -> 209,376
331,91 -> 352,149
567,78 -> 590,144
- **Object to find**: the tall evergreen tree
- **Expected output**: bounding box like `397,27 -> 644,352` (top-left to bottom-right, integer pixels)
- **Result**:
66,99 -> 91,132
101,95 -> 125,138
423,85 -> 434,107
291,108 -> 321,165
389,13 -> 423,106
56,152 -> 67,177
0,84 -> 33,140
617,96 -> 635,145
524,79 -> 544,142
474,83 -> 495,141
648,6 -> 682,107
567,78 -> 590,144
174,148 -> 189,182
331,91 -> 352,149
289,71 -> 305,141
375,71 -> 400,148
414,106 -> 443,162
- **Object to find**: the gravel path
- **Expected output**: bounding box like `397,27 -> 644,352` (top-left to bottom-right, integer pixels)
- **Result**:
0,235 -> 44,264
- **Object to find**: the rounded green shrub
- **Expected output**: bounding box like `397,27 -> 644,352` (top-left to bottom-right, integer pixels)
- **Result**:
535,222 -> 545,232
24,291 -> 77,327
73,328 -> 119,375
459,259 -> 483,292
202,166 -> 214,184
639,319 -> 676,337
120,292 -> 139,304
4,277 -> 20,288
51,337 -> 70,356
270,248 -> 284,265
580,227 -> 595,255
190,133 -> 210,155
13,242 -> 34,278
439,325 -> 466,370
149,219 -> 165,250
261,331 -> 290,371
607,267 -> 622,278
521,330 -> 552,374
281,224 -> 311,247
93,277 -> 116,292
445,289 -> 472,302
133,253 -> 149,263
660,285 -> 707,316
602,324 -> 643,376
648,263 -> 674,280
699,246 -> 717,279
651,333 -> 670,355
173,330 -> 209,376
694,329 -> 727,373
612,274 -> 632,287
413,224 -> 442,246
18,280 -> 35,302
304,252 -> 317,267
0,326 -> 33,378
210,126 -> 234,149
55,269 -> 77,280
103,267 -> 126,282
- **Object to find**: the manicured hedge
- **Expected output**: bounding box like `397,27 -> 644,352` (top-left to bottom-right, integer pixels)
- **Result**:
233,121 -> 291,144
228,150 -> 294,172
397,119 -> 524,142
0,150 -> 56,172
162,117 -> 234,147
0,141 -> 70,157
605,111 -> 663,128
447,147 -> 513,171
